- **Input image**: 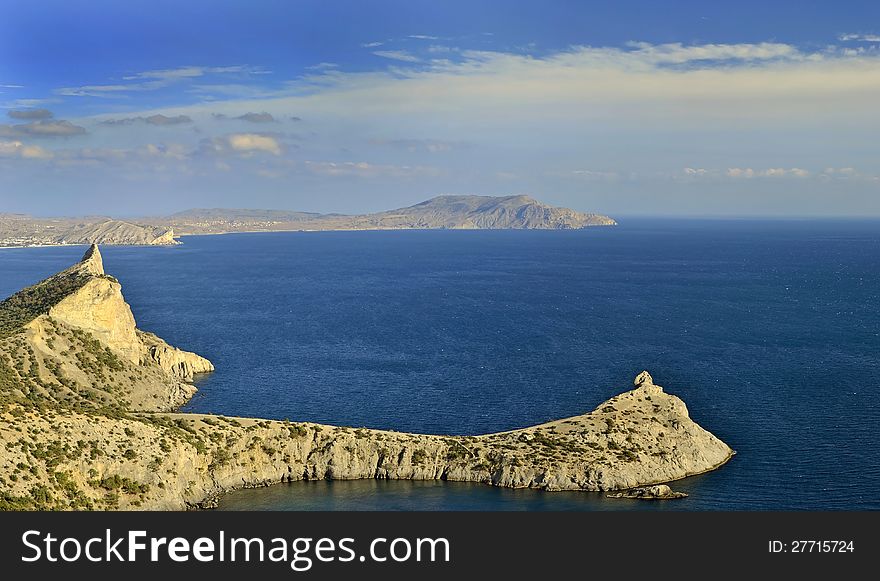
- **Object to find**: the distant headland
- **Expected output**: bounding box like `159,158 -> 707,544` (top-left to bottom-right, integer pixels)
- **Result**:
0,195 -> 616,248
0,245 -> 730,510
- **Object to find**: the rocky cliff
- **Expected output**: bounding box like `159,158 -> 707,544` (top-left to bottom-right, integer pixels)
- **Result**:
0,245 -> 213,412
0,249 -> 732,511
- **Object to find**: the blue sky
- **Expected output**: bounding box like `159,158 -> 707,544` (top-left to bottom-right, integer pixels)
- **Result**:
1,0 -> 879,216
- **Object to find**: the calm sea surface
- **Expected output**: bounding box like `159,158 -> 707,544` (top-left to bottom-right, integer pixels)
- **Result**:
1,220 -> 878,510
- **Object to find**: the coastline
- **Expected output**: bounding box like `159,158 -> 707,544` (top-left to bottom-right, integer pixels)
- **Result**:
0,223 -> 619,249
0,245 -> 733,511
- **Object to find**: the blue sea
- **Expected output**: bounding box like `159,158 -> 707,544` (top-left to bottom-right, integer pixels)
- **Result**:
1,220 -> 878,510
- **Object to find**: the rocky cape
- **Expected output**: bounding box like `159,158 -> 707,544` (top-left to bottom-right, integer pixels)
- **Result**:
0,216 -> 177,247
0,247 -> 731,510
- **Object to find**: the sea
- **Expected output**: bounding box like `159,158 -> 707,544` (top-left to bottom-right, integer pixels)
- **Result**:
1,219 -> 878,510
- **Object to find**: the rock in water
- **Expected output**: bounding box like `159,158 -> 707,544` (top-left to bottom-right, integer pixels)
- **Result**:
606,484 -> 689,500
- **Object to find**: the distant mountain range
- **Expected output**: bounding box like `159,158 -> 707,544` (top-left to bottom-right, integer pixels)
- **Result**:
159,195 -> 616,235
0,195 -> 615,247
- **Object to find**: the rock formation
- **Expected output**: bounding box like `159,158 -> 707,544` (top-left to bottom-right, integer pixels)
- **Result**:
0,249 -> 732,511
0,244 -> 212,411
606,484 -> 688,500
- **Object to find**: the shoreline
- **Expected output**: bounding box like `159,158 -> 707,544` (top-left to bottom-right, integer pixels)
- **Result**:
0,246 -> 734,511
0,223 -> 618,249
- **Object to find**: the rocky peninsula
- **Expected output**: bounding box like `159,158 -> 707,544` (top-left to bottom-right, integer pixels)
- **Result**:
0,195 -> 615,247
0,217 -> 176,248
0,246 -> 732,510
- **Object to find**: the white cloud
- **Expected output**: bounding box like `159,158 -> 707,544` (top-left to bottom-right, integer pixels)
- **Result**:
362,41 -> 384,48
408,35 -> 439,40
0,140 -> 53,159
227,133 -> 282,155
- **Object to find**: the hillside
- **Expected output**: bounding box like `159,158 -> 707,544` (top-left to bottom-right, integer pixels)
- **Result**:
0,247 -> 731,510
351,195 -> 616,230
0,217 -> 176,247
57,220 -> 177,245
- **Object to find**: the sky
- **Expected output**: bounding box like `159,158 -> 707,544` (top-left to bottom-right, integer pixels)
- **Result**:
1,0 -> 879,217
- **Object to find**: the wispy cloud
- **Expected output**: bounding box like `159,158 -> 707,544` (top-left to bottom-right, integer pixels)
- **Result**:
726,167 -> 810,178
372,50 -> 421,63
212,112 -> 277,123
56,84 -> 135,97
306,62 -> 339,71
56,65 -> 265,97
370,138 -> 458,152
7,108 -> 53,120
101,114 -> 193,126
121,65 -> 253,81
303,160 -> 441,178
839,33 -> 880,42
569,170 -> 621,181
0,120 -> 86,138
408,35 -> 439,40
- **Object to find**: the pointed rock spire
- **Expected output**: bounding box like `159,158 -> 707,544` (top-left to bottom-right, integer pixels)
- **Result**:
78,244 -> 104,276
634,371 -> 653,386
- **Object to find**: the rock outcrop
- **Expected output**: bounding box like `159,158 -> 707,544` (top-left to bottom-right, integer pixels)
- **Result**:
0,244 -> 213,411
0,249 -> 732,511
606,484 -> 688,500
139,330 -> 214,382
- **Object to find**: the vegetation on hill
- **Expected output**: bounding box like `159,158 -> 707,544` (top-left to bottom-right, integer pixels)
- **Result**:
0,272 -> 91,338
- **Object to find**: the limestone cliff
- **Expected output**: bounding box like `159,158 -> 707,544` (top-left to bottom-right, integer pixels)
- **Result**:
0,244 -> 213,412
0,249 -> 732,511
58,220 -> 179,246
